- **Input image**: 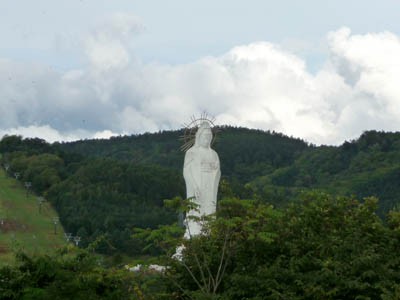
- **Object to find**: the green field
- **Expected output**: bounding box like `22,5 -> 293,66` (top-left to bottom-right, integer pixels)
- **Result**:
0,168 -> 66,265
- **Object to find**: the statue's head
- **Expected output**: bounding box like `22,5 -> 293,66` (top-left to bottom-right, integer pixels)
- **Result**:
195,121 -> 212,148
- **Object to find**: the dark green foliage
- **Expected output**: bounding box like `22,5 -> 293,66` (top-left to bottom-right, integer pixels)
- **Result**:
214,127 -> 308,182
0,140 -> 184,256
0,135 -> 52,155
0,248 -> 138,300
1,151 -> 65,195
45,158 -> 184,255
2,193 -> 400,299
250,130 -> 400,214
3,128 -> 400,258
137,194 -> 400,299
54,128 -> 400,214
0,127 -> 310,256
57,126 -> 309,182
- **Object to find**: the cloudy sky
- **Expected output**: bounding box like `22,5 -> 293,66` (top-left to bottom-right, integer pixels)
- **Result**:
1,0 -> 400,145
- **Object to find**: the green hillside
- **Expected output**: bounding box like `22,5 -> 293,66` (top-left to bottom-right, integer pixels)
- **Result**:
249,130 -> 400,215
58,126 -> 309,182
59,128 -> 400,215
2,128 -> 400,257
0,127 -> 400,300
0,168 -> 66,265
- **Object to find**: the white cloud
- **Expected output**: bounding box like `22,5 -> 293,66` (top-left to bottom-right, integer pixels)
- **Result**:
84,13 -> 143,70
326,27 -> 400,141
92,130 -> 120,140
1,19 -> 400,145
0,125 -> 120,143
0,125 -> 81,143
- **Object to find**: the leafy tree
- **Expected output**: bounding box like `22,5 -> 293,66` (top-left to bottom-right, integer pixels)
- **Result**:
0,247 -> 138,300
134,193 -> 400,299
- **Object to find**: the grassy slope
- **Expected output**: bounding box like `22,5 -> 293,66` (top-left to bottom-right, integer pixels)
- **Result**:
0,168 -> 66,265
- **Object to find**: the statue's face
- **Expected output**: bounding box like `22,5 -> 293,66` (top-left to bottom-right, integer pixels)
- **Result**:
199,129 -> 212,147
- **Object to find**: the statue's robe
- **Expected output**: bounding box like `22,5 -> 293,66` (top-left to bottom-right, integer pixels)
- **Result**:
183,146 -> 220,237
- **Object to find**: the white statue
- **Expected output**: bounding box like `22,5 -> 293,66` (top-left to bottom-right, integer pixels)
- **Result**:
183,121 -> 221,238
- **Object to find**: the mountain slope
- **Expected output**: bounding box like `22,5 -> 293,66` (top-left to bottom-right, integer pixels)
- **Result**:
2,128 -> 400,256
249,130 -> 400,214
0,168 -> 66,265
57,126 -> 310,182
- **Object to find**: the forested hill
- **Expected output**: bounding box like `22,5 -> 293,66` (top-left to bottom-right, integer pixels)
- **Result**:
0,127 -> 308,256
57,126 -> 310,182
1,127 -> 400,256
59,128 -> 400,214
250,130 -> 400,214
